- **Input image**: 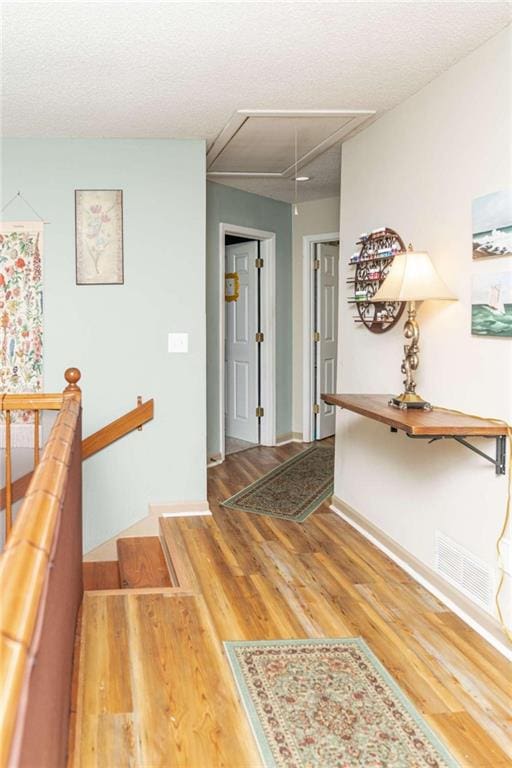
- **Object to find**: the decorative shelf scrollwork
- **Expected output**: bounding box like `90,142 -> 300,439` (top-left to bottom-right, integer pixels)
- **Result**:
348,227 -> 406,333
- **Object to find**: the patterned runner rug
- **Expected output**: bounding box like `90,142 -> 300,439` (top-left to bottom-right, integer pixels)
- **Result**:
225,638 -> 459,768
221,445 -> 334,522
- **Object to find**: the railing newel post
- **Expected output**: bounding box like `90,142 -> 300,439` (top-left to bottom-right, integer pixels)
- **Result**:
64,368 -> 81,393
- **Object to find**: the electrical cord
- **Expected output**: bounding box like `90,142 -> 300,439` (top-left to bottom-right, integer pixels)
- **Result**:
433,405 -> 512,644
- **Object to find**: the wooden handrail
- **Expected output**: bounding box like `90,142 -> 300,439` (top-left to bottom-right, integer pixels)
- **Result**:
0,389 -> 81,766
0,397 -> 154,510
0,368 -> 81,414
1,369 -> 82,538
82,398 -> 154,460
0,393 -> 64,411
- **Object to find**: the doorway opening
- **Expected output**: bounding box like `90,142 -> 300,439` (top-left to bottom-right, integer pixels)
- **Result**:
302,233 -> 340,442
225,236 -> 260,456
218,223 -> 276,462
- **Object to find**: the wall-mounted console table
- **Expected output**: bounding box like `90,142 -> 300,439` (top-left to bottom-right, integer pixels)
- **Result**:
321,393 -> 508,475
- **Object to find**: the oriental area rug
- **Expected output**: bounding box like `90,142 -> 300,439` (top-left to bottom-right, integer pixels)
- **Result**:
224,638 -> 459,768
221,445 -> 334,522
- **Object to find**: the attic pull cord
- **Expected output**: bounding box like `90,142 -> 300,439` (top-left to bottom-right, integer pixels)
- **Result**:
1,191 -> 49,223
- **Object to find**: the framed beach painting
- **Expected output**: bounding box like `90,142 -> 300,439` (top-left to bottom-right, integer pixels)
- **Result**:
472,190 -> 512,260
471,271 -> 512,337
75,189 -> 124,284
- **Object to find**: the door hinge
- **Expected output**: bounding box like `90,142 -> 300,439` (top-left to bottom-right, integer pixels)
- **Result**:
313,259 -> 320,270
313,331 -> 320,342
256,406 -> 264,418
255,257 -> 264,269
313,404 -> 320,414
255,331 -> 264,343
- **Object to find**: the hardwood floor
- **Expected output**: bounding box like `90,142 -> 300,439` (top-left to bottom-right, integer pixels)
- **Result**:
82,561 -> 120,591
71,441 -> 512,767
117,536 -> 172,589
82,538 -> 171,591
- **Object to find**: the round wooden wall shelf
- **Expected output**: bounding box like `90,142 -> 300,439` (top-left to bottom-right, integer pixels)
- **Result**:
348,227 -> 406,334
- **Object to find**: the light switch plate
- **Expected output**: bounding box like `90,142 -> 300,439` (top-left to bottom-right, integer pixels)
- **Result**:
168,332 -> 189,353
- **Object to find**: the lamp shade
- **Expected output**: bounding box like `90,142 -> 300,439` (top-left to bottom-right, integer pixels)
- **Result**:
372,249 -> 456,302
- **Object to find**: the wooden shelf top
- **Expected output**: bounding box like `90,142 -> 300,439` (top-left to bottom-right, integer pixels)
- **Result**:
321,394 -> 508,437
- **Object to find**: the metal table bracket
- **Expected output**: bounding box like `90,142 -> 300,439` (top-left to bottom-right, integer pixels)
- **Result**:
397,431 -> 507,475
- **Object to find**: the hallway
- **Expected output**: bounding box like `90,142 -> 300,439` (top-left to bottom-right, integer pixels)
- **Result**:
71,443 -> 512,767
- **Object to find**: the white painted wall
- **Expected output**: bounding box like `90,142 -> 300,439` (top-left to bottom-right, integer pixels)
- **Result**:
2,139 -> 207,553
292,196 -> 340,435
336,27 -> 512,624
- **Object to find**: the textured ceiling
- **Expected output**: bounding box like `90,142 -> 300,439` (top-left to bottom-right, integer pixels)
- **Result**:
212,144 -> 344,203
208,114 -> 354,173
1,1 -> 510,202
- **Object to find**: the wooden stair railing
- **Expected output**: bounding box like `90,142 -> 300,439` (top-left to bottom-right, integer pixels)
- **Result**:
0,368 -> 81,538
0,370 -> 83,768
82,397 -> 154,459
1,377 -> 154,523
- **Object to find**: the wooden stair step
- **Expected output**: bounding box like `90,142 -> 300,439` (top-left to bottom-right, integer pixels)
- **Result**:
82,561 -> 121,591
117,536 -> 172,589
159,517 -> 200,591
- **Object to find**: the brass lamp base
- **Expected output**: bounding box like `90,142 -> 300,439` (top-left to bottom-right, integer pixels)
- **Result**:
389,392 -> 432,411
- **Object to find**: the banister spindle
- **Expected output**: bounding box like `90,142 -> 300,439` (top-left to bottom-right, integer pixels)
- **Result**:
34,409 -> 40,466
5,410 -> 12,538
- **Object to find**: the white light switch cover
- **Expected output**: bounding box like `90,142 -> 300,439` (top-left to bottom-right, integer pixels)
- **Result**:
168,332 -> 189,353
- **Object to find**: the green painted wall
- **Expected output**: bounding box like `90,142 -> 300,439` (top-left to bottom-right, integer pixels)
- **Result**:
1,139 -> 206,552
206,181 -> 292,455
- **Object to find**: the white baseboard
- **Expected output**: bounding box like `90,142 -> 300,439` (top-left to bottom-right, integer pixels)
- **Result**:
209,436 -> 303,459
330,494 -> 512,661
149,500 -> 211,517
83,500 -> 211,562
275,432 -> 303,446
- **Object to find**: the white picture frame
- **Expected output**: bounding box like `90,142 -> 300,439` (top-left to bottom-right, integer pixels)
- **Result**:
472,190 -> 512,260
75,189 -> 124,285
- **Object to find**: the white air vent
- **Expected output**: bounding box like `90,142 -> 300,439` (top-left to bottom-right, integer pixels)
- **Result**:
435,532 -> 494,610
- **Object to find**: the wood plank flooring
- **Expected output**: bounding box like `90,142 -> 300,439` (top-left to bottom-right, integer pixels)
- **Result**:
117,536 -> 172,589
82,561 -> 120,591
72,441 -> 512,768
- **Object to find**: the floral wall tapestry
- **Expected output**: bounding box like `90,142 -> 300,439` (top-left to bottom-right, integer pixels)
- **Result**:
0,221 -> 43,446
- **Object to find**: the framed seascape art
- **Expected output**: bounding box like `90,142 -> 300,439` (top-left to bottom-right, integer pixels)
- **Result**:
471,271 -> 512,337
472,190 -> 512,259
75,189 -> 124,284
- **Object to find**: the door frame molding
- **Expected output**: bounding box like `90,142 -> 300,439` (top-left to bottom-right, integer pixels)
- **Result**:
218,222 -> 277,461
302,232 -> 340,443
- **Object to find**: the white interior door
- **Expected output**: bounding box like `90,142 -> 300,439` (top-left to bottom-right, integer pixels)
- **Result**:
316,243 -> 339,439
225,241 -> 259,443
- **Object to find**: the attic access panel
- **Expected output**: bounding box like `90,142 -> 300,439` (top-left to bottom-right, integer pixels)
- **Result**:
207,110 -> 375,178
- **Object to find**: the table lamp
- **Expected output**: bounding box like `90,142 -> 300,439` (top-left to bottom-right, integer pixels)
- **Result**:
372,245 -> 456,410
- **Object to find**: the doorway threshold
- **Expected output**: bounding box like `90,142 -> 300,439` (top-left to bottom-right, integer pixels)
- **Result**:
225,437 -> 258,456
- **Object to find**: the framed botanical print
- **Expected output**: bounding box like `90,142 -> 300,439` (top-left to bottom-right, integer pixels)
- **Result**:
75,189 -> 124,284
